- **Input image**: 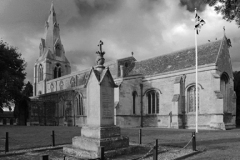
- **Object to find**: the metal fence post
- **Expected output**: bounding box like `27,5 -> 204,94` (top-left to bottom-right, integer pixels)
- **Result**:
52,130 -> 55,146
153,139 -> 158,160
192,132 -> 196,151
5,132 -> 9,153
139,129 -> 142,144
100,146 -> 104,160
40,155 -> 49,160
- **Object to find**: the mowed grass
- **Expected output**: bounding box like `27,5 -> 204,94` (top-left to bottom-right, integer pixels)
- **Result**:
0,126 -> 81,151
1,126 -> 240,152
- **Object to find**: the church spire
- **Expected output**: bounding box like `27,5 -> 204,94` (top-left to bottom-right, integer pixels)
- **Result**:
44,1 -> 62,55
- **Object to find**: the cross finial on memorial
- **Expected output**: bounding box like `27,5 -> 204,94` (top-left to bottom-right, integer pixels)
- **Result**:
98,40 -> 104,53
95,40 -> 105,66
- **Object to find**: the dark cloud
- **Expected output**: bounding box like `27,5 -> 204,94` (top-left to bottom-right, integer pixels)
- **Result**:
70,0 -> 122,27
140,0 -> 165,12
179,0 -> 208,12
74,0 -> 121,17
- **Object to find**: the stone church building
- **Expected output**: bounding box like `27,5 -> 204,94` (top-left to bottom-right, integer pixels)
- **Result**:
30,3 -> 236,130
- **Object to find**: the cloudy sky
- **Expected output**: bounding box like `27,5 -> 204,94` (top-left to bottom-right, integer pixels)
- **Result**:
0,0 -> 239,83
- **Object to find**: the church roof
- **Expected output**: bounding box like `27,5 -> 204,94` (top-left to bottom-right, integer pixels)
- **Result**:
128,37 -> 225,76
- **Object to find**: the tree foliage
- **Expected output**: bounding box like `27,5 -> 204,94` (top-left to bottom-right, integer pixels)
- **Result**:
0,40 -> 26,112
233,71 -> 240,91
22,81 -> 33,98
233,71 -> 240,125
14,82 -> 33,121
207,0 -> 240,27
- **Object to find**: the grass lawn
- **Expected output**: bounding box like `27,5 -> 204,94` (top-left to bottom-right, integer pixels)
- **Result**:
1,126 -> 240,154
0,126 -> 81,152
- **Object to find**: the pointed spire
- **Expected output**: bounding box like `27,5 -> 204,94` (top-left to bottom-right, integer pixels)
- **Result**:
44,1 -> 61,54
50,1 -> 55,14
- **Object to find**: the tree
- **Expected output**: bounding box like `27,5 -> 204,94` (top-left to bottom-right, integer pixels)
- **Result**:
14,82 -> 33,124
0,40 -> 26,112
207,0 -> 240,27
22,81 -> 33,98
233,71 -> 240,125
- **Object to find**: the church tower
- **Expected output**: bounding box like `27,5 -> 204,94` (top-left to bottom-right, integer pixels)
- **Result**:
33,2 -> 71,96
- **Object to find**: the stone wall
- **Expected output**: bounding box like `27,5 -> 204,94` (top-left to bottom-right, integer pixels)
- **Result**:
116,64 -> 236,129
30,87 -> 87,127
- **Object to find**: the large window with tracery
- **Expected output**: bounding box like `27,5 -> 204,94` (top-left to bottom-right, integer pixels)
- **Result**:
187,85 -> 199,112
75,94 -> 83,115
38,64 -> 43,82
147,90 -> 160,114
54,64 -> 61,79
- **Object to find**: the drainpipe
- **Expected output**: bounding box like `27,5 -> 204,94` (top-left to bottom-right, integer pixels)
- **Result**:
140,83 -> 143,127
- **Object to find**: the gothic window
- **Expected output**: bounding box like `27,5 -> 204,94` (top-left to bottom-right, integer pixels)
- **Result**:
38,64 -> 43,82
187,85 -> 199,112
132,91 -> 137,114
70,77 -> 75,87
58,66 -> 61,77
221,73 -> 229,113
59,81 -> 64,90
54,64 -> 61,79
75,94 -> 83,115
54,67 -> 57,79
147,90 -> 160,114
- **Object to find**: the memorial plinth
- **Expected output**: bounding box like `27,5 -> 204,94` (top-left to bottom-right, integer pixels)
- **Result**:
63,56 -> 129,158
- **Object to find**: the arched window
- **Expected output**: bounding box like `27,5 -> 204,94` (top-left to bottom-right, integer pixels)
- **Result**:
132,91 -> 137,114
187,85 -> 199,112
58,66 -> 61,77
53,64 -> 61,79
38,64 -> 43,82
54,67 -> 57,78
147,90 -> 160,114
75,94 -> 83,115
221,73 -> 229,113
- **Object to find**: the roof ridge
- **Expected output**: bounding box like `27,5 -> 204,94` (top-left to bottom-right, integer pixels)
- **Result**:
215,35 -> 227,64
136,39 -> 223,63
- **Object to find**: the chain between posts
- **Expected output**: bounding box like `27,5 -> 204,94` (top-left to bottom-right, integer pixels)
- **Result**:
136,134 -> 194,160
137,140 -> 165,160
